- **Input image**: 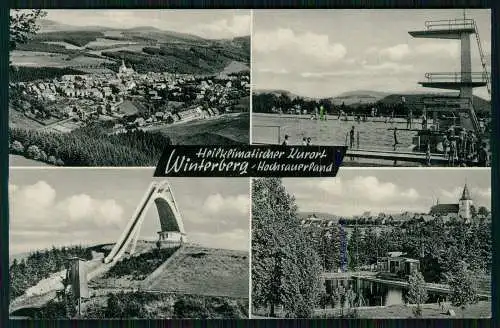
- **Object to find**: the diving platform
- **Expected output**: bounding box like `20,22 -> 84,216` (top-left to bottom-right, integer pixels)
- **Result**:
409,19 -> 476,39
419,72 -> 488,90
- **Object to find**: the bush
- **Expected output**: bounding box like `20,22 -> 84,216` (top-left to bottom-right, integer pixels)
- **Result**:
11,140 -> 24,153
173,297 -> 211,319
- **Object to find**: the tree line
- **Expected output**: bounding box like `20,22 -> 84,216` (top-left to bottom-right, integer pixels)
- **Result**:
252,92 -> 491,119
27,292 -> 249,319
9,123 -> 173,166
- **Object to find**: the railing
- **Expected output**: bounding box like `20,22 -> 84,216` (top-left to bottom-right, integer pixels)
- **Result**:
424,18 -> 475,31
423,72 -> 489,83
422,96 -> 471,107
421,96 -> 481,133
473,20 -> 491,95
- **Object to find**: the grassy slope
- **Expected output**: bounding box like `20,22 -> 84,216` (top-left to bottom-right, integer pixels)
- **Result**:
144,246 -> 249,299
161,113 -> 250,145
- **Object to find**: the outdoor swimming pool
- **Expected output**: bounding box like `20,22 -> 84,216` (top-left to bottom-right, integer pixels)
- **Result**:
252,113 -> 422,151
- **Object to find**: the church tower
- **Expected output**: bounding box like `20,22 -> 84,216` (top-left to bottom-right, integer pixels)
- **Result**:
458,183 -> 473,220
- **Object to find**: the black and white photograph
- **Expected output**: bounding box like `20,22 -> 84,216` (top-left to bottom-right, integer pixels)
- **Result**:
9,169 -> 249,319
8,9 -> 250,167
252,169 -> 491,318
251,9 -> 491,167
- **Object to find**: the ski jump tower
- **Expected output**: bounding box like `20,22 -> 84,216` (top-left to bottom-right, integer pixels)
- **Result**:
409,13 -> 490,134
104,180 -> 187,264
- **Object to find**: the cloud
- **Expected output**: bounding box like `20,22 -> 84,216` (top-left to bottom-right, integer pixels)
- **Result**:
284,176 -> 421,216
253,28 -> 347,63
362,62 -> 414,72
189,229 -> 249,251
202,193 -> 249,216
414,41 -> 460,58
379,44 -> 411,61
258,67 -> 289,74
188,14 -> 250,38
9,181 -> 126,230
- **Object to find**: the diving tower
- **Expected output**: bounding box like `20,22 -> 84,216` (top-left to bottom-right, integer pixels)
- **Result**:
104,180 -> 187,264
409,14 -> 490,134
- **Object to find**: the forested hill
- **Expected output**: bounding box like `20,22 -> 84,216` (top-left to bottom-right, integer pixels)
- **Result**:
13,20 -> 250,75
252,90 -> 491,117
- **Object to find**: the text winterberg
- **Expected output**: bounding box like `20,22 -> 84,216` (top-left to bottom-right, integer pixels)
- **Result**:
256,161 -> 335,172
165,150 -> 248,175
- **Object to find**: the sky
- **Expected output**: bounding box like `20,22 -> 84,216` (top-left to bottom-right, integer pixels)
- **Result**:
282,168 -> 491,217
40,9 -> 251,39
252,9 -> 491,100
9,169 -> 249,255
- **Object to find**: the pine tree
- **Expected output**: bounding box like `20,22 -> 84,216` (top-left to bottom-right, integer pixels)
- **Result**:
446,261 -> 479,317
407,269 -> 428,317
252,178 -> 322,318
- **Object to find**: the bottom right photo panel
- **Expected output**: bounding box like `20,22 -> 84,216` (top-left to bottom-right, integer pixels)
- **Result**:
251,169 -> 491,319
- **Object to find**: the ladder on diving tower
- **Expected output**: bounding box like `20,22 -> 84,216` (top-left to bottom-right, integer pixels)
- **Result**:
473,20 -> 491,95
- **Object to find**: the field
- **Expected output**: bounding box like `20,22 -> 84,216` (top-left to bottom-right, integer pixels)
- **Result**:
150,113 -> 250,145
10,50 -> 114,68
9,155 -> 48,167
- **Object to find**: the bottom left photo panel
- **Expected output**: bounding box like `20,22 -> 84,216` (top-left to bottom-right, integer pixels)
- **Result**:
8,168 -> 250,319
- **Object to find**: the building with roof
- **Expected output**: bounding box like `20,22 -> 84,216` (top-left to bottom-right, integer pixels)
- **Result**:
429,183 -> 473,220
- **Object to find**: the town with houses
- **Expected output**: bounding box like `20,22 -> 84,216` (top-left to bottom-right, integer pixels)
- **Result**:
9,60 -> 250,133
301,183 -> 490,230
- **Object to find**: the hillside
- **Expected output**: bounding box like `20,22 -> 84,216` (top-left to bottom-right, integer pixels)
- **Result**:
11,19 -> 250,76
330,90 -> 390,105
142,246 -> 248,299
377,93 -> 491,115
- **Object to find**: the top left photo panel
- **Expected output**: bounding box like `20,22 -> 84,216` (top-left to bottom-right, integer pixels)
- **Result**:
9,9 -> 251,167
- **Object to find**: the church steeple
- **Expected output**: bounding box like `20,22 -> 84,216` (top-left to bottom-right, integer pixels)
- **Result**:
460,183 -> 472,201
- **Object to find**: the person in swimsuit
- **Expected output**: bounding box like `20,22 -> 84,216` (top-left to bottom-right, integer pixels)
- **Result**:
393,127 -> 399,151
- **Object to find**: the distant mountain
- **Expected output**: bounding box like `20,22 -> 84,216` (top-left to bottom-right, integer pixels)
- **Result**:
377,92 -> 491,115
331,90 -> 391,105
14,19 -> 250,76
39,19 -> 111,33
253,89 -> 316,101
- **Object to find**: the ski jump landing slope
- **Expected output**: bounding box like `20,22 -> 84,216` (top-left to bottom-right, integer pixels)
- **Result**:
141,245 -> 249,299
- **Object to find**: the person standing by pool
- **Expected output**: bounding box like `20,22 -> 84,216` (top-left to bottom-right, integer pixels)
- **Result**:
450,137 -> 457,166
282,134 -> 289,146
302,137 -> 307,145
478,142 -> 488,167
349,126 -> 355,148
426,142 -> 431,166
307,137 -> 312,146
443,135 -> 450,160
393,127 -> 400,151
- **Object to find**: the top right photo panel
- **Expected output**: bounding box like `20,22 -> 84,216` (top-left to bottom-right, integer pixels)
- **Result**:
251,9 -> 491,167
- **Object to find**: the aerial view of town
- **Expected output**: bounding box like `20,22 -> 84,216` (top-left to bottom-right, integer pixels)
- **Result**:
9,10 -> 250,166
252,170 -> 491,318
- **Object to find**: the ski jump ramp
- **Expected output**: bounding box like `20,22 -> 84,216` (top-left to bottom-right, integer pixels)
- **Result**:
104,180 -> 187,264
